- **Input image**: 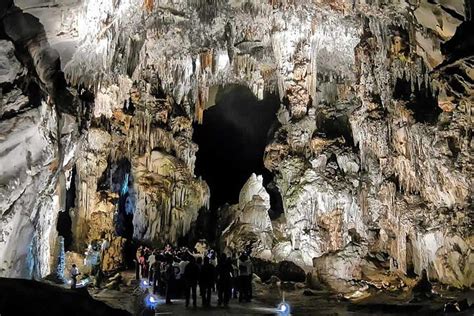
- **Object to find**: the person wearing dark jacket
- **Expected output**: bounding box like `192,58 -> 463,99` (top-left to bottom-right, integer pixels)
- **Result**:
165,257 -> 175,304
184,256 -> 200,307
152,259 -> 161,294
216,253 -> 233,307
199,256 -> 215,307
196,256 -> 203,296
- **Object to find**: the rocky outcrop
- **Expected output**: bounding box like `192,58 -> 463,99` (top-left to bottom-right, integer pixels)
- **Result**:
69,81 -> 209,254
0,1 -> 79,279
312,242 -> 370,293
132,150 -> 209,245
221,174 -> 273,258
252,258 -> 306,283
0,277 -> 130,316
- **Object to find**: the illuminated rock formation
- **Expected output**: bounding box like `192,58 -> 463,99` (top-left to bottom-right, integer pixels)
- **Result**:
0,0 -> 472,292
0,2 -> 79,278
221,174 -> 273,259
132,150 -> 209,246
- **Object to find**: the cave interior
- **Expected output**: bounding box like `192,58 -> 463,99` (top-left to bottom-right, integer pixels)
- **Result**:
0,0 -> 473,315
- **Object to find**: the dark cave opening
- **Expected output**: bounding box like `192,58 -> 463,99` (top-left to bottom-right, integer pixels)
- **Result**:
56,166 -> 75,251
406,235 -> 416,277
266,181 -> 284,220
97,157 -> 136,267
315,111 -> 355,147
108,158 -> 134,240
192,85 -> 281,240
113,158 -> 136,268
393,78 -> 441,124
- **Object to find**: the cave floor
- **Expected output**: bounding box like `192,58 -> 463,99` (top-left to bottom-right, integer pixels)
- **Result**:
145,297 -> 279,315
87,271 -> 474,315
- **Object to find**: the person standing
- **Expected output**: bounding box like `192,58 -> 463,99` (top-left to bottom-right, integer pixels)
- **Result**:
148,250 -> 157,282
216,253 -> 232,307
184,256 -> 200,308
231,253 -> 239,299
238,253 -> 253,302
209,250 -> 217,292
142,247 -> 151,279
178,254 -> 189,297
199,256 -> 215,307
152,257 -> 161,294
135,245 -> 143,280
165,257 -> 175,304
196,256 -> 203,297
70,264 -> 81,289
159,258 -> 168,295
172,256 -> 183,297
100,232 -> 109,266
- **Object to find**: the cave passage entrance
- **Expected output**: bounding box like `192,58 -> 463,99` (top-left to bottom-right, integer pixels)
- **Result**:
193,85 -> 281,238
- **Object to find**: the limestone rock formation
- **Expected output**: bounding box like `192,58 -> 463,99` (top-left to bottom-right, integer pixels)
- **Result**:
312,242 -> 370,293
221,174 -> 273,259
0,1 -> 79,278
0,0 -> 472,294
132,150 -> 209,246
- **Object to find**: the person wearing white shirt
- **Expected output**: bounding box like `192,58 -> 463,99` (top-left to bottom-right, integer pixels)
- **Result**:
148,252 -> 157,282
70,264 -> 81,289
238,253 -> 253,302
176,256 -> 189,297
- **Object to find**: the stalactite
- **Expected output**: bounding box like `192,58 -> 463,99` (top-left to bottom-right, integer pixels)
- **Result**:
144,0 -> 154,13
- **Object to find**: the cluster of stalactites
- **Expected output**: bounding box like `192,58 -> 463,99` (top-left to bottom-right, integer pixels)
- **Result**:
132,151 -> 210,245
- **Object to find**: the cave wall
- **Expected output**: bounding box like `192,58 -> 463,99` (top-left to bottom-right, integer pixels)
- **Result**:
262,0 -> 473,289
0,2 -> 79,278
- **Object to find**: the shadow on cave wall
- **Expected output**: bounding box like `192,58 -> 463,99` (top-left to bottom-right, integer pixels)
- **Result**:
192,85 -> 282,242
56,167 -> 75,251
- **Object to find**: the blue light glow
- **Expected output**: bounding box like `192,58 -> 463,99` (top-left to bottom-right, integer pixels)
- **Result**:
277,302 -> 291,316
140,279 -> 150,290
67,277 -> 91,288
121,173 -> 129,196
145,294 -> 160,309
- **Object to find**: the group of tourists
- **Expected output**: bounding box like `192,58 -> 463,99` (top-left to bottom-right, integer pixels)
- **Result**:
135,244 -> 253,308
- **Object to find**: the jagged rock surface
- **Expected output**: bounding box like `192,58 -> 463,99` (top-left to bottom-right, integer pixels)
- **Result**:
72,86 -> 210,259
0,0 -> 472,292
221,174 -> 273,259
0,1 -> 79,279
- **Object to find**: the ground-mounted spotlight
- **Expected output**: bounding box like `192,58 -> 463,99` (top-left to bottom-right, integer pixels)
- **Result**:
140,279 -> 150,290
277,301 -> 291,316
77,277 -> 91,288
145,293 -> 159,309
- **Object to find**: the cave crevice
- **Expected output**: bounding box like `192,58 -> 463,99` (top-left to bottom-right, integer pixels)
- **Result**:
56,166 -> 75,251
